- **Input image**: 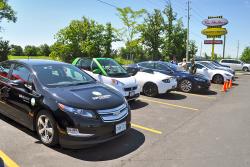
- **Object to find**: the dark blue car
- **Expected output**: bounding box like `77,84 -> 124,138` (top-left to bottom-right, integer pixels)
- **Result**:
129,61 -> 210,93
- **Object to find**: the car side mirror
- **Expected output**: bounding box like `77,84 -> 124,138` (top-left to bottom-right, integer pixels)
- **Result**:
9,80 -> 25,87
93,68 -> 102,74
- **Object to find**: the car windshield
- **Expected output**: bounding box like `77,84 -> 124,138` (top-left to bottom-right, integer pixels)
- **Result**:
33,64 -> 95,87
200,62 -> 216,70
211,61 -> 222,67
164,62 -> 184,72
97,58 -> 129,77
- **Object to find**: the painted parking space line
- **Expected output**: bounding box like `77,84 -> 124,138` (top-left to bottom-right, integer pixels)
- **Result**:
140,98 -> 199,111
0,150 -> 20,167
173,91 -> 217,100
131,123 -> 162,134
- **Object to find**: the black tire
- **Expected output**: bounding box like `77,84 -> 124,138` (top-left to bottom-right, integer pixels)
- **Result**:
212,74 -> 224,84
243,67 -> 249,72
36,110 -> 59,147
143,82 -> 158,97
179,79 -> 193,93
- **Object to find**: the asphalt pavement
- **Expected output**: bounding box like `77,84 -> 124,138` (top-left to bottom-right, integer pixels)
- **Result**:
1,73 -> 250,167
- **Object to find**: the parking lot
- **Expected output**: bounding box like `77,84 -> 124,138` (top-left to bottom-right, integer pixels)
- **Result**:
1,72 -> 250,167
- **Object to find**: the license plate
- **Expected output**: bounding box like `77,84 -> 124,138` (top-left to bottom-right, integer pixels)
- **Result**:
115,122 -> 126,134
129,91 -> 135,97
172,85 -> 176,89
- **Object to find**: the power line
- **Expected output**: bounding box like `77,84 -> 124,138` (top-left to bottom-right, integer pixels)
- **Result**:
96,0 -> 119,9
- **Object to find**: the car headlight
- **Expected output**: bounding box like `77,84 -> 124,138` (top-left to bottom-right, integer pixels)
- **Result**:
111,79 -> 125,87
162,79 -> 170,83
194,77 -> 206,82
58,103 -> 96,118
224,73 -> 232,77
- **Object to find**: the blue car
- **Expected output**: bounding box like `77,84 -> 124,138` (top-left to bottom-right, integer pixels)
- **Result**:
129,61 -> 210,93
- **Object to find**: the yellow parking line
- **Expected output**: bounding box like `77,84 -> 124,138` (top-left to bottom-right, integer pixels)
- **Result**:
131,123 -> 162,134
140,98 -> 199,111
173,91 -> 216,99
0,150 -> 20,167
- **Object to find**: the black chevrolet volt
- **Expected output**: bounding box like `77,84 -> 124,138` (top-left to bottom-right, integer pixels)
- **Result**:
0,59 -> 131,149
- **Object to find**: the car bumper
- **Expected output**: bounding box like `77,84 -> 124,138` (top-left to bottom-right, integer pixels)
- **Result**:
194,80 -> 211,90
158,80 -> 178,94
57,110 -> 131,149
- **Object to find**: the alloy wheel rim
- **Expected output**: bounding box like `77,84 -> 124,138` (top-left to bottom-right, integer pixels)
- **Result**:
145,84 -> 157,96
215,75 -> 223,84
181,80 -> 192,92
37,115 -> 54,144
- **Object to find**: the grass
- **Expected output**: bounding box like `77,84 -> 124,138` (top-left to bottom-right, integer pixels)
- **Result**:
8,55 -> 54,60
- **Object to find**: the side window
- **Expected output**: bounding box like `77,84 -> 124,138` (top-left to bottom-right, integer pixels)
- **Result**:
91,61 -> 99,71
0,62 -> 12,79
235,60 -> 241,64
10,64 -> 31,82
77,59 -> 92,70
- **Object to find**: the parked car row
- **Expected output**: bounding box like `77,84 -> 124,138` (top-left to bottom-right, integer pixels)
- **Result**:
0,57 -> 238,149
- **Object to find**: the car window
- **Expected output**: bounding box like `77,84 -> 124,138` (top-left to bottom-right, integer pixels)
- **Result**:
91,60 -> 99,71
0,62 -> 12,79
138,62 -> 154,69
196,64 -> 204,69
33,64 -> 95,87
10,64 -> 31,82
77,59 -> 92,70
155,63 -> 168,71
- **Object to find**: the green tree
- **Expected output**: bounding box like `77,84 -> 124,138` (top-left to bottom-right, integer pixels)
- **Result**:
24,45 -> 37,56
0,0 -> 17,30
240,47 -> 250,63
189,40 -> 198,59
0,40 -> 10,61
10,44 -> 23,56
117,7 -> 146,60
103,23 -> 118,57
38,44 -> 50,56
161,3 -> 188,61
140,9 -> 164,60
50,17 -> 117,62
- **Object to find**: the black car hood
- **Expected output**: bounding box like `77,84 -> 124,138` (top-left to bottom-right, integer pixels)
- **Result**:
46,83 -> 124,110
175,71 -> 209,81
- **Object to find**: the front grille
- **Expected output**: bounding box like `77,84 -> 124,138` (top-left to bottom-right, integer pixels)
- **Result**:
124,86 -> 137,91
97,104 -> 128,123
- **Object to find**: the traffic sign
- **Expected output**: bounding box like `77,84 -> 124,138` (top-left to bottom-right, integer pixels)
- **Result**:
204,40 -> 223,44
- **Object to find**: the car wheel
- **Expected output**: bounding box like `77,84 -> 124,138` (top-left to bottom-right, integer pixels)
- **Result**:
243,67 -> 249,72
212,74 -> 224,84
143,82 -> 158,97
179,79 -> 193,93
36,110 -> 59,147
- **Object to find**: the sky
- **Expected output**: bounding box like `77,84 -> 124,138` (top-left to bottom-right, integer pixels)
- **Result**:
1,0 -> 250,58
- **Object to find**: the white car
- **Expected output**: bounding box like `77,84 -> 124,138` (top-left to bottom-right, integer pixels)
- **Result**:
125,67 -> 177,97
194,62 -> 234,84
73,57 -> 140,101
220,59 -> 250,71
199,61 -> 235,76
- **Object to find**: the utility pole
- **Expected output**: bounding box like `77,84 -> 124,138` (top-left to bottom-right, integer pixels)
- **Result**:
236,40 -> 239,60
200,41 -> 203,58
186,0 -> 190,61
222,35 -> 226,59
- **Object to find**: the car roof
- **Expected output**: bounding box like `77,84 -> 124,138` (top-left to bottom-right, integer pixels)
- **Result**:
8,59 -> 68,67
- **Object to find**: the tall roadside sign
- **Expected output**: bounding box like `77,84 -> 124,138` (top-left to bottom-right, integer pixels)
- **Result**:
201,16 -> 228,60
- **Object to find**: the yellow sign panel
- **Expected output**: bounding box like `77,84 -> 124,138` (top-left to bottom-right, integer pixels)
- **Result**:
201,28 -> 227,36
